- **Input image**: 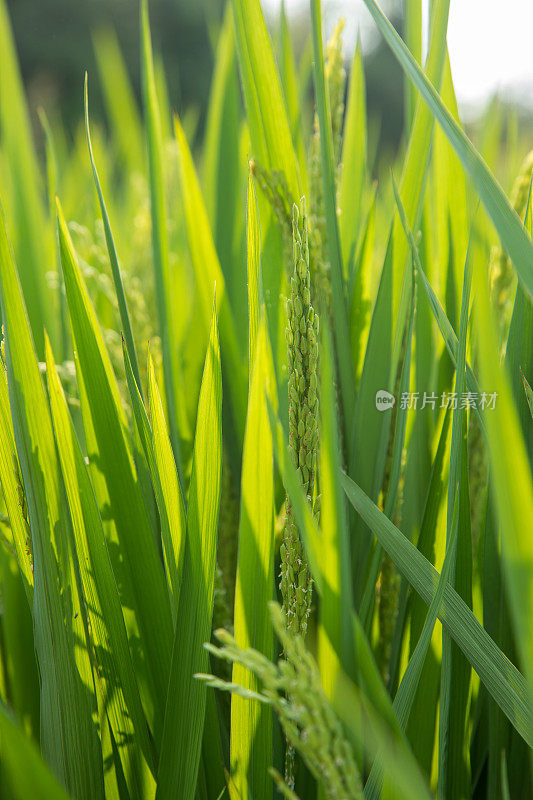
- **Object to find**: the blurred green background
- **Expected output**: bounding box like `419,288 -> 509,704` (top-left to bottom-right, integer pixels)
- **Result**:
5,0 -> 409,151
6,0 -> 224,131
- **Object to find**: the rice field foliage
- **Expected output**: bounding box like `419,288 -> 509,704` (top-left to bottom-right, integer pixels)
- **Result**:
0,0 -> 532,797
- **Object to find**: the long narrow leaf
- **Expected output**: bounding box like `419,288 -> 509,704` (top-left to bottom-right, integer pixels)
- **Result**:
156,305 -> 223,800
360,0 -> 533,299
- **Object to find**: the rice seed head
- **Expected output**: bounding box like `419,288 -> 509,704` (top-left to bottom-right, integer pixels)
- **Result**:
281,199 -> 319,638
202,603 -> 363,800
324,19 -> 347,165
490,150 -> 533,338
308,19 -> 346,311
250,159 -> 294,253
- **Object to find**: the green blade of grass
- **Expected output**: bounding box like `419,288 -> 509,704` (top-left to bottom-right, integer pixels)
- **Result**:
358,261 -> 415,631
278,0 -> 308,195
438,240 -> 473,800
123,340 -> 186,613
38,109 -> 70,363
0,547 -> 39,740
0,204 -> 104,798
147,351 -> 187,587
93,27 -> 144,172
523,370 -> 533,421
388,0 -> 449,363
247,170 -> 262,380
472,220 -> 533,713
349,235 -> 393,591
392,176 -> 487,439
231,315 -> 276,800
364,497 -> 460,800
140,0 -> 183,480
156,304 -> 223,800
0,705 -> 72,800
0,0 -> 51,354
398,413 -> 452,772
45,334 -> 156,785
318,321 -> 356,695
56,199 -> 173,743
202,4 -> 242,297
336,672 -> 432,800
84,75 -> 143,395
0,368 -> 34,599
360,0 -> 533,300
231,0 -> 300,202
174,113 -> 247,442
404,0 -> 422,129
341,470 -> 533,748
339,38 -> 367,273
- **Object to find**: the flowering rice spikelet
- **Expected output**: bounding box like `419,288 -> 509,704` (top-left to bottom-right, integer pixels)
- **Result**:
490,150 -> 533,341
309,19 -> 346,308
280,199 -> 319,639
250,159 -> 293,252
200,603 -> 363,800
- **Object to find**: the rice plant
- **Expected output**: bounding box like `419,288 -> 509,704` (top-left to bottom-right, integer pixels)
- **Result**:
0,0 -> 532,798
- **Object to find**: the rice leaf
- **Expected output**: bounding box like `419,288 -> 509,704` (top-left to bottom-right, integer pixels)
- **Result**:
84,75 -> 142,394
231,0 -> 300,202
339,38 -> 367,272
438,240 -> 473,800
0,203 -> 104,798
389,0 -> 449,354
0,368 -> 34,598
472,219 -> 533,711
278,0 -> 308,195
123,341 -> 185,613
247,170 -> 262,379
318,322 -> 356,695
0,0 -> 51,354
174,113 -> 247,441
56,199 -> 173,741
341,471 -> 533,748
0,547 -> 39,739
231,315 -> 276,800
0,705 -> 72,800
364,498 -> 459,800
404,0 -> 422,129
156,304 -> 222,800
93,27 -> 144,171
202,3 -> 242,297
45,333 -> 156,793
140,0 -> 183,475
360,0 -> 533,300
392,176 -> 487,438
523,370 -> 533,421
